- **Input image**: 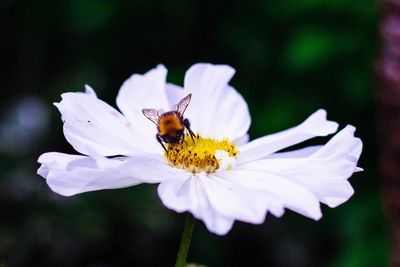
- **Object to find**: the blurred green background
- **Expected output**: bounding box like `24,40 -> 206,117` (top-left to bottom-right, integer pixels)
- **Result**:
0,0 -> 386,266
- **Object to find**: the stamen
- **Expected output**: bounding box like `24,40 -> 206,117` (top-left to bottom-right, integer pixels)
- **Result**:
164,134 -> 239,173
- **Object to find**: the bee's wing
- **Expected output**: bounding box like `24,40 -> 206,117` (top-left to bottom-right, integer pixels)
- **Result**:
174,93 -> 192,116
142,108 -> 161,125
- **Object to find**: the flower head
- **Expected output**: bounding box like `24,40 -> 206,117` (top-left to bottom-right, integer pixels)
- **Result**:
38,63 -> 362,235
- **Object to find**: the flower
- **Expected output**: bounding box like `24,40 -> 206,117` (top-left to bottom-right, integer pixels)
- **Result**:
38,63 -> 362,235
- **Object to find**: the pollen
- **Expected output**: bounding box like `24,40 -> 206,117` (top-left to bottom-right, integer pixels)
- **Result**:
164,134 -> 239,173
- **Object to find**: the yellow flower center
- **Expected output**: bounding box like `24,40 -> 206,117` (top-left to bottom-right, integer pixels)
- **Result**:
164,134 -> 239,173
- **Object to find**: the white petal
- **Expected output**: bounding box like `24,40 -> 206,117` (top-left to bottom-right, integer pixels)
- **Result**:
182,63 -> 251,140
304,125 -> 362,207
234,133 -> 250,146
205,174 -> 284,221
157,173 -> 283,235
312,125 -> 362,160
157,175 -> 234,235
267,146 -> 322,159
215,151 -> 237,171
237,125 -> 362,208
55,91 -> 149,156
116,65 -> 170,138
38,152 -> 141,196
84,85 -> 97,97
206,86 -> 251,140
218,170 -> 322,220
238,109 -> 338,163
94,152 -> 191,184
38,152 -> 186,196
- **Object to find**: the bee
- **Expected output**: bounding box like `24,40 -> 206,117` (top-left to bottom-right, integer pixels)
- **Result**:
142,94 -> 195,152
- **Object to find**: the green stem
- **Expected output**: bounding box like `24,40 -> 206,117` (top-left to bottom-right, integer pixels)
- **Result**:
174,213 -> 196,267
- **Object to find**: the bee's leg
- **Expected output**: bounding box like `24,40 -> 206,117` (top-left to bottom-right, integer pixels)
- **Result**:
181,139 -> 188,146
183,118 -> 195,142
156,134 -> 167,152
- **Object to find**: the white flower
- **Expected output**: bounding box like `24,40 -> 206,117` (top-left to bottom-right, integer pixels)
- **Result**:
37,63 -> 362,235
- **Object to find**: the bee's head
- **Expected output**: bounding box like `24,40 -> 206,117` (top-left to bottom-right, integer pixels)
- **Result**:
163,129 -> 184,145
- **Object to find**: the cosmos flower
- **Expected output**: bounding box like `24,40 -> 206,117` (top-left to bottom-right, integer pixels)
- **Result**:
38,63 -> 362,235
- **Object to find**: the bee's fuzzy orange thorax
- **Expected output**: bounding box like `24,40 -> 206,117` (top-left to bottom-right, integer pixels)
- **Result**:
158,113 -> 184,136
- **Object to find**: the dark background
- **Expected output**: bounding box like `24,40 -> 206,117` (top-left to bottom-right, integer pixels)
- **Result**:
0,0 -> 386,266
